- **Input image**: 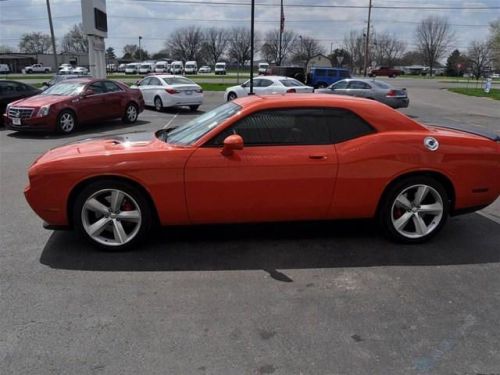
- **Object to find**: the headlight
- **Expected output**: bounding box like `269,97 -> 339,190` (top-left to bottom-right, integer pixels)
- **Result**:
37,105 -> 51,117
6,103 -> 11,112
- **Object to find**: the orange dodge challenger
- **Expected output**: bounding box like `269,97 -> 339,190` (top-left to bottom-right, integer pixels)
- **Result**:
25,95 -> 499,250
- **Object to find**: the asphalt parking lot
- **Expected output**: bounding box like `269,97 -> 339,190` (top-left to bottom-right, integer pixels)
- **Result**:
1,85 -> 499,374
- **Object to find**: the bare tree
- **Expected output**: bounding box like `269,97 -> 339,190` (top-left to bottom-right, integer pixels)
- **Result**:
0,45 -> 14,53
18,32 -> 52,54
468,40 -> 492,79
372,32 -> 406,67
201,27 -> 229,65
167,26 -> 204,61
415,16 -> 454,76
291,35 -> 325,68
122,44 -> 138,59
60,24 -> 88,54
227,27 -> 253,68
260,29 -> 297,65
489,19 -> 500,69
343,31 -> 365,74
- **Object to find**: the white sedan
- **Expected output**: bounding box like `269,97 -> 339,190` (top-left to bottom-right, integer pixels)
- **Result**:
198,66 -> 212,73
224,75 -> 314,101
132,75 -> 203,111
72,66 -> 88,74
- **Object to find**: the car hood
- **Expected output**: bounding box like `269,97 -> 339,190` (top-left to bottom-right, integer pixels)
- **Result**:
15,94 -> 71,107
33,131 -> 160,165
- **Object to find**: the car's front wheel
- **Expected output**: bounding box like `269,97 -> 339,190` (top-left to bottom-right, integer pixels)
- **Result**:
57,110 -> 77,134
378,176 -> 449,243
227,92 -> 237,101
73,180 -> 153,251
123,103 -> 138,123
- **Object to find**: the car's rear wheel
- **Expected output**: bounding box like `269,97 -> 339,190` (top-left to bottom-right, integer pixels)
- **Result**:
227,92 -> 237,101
73,180 -> 152,251
378,176 -> 449,243
57,110 -> 77,134
123,103 -> 138,123
189,105 -> 199,111
154,96 -> 163,112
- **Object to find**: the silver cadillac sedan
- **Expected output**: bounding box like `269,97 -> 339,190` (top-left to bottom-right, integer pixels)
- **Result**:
315,78 -> 409,109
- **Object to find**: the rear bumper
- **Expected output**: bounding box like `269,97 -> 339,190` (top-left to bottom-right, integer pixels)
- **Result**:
3,114 -> 56,132
384,97 -> 409,109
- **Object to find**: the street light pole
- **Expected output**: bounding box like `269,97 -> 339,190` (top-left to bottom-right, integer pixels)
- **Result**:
138,36 -> 143,61
46,0 -> 58,70
363,0 -> 372,77
249,0 -> 255,95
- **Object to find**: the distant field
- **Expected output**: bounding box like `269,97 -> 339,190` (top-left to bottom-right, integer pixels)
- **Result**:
448,88 -> 500,100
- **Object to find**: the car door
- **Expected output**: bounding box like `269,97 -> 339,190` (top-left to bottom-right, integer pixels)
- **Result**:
258,78 -> 276,94
345,80 -> 371,97
78,81 -> 107,123
147,76 -> 164,102
138,77 -> 152,104
184,108 -> 339,224
328,80 -> 348,95
102,80 -> 126,118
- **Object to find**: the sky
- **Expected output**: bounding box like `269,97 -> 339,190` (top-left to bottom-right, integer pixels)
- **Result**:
0,0 -> 499,57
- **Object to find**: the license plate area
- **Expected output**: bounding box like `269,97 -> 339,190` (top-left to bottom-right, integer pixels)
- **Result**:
12,118 -> 21,125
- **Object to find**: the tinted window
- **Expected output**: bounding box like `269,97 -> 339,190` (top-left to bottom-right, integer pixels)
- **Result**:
315,69 -> 327,76
259,79 -> 274,87
208,108 -> 374,146
88,82 -> 106,94
331,81 -> 348,89
172,77 -> 195,85
140,77 -> 151,86
372,80 -> 391,89
327,70 -> 337,77
348,81 -> 371,89
148,77 -> 162,86
280,79 -> 305,87
103,81 -> 123,92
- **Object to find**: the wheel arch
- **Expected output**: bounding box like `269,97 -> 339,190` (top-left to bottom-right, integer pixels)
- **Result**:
376,170 -> 456,216
66,174 -> 160,228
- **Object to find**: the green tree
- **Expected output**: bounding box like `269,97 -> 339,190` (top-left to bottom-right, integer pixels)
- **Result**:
106,47 -> 116,61
445,49 -> 467,76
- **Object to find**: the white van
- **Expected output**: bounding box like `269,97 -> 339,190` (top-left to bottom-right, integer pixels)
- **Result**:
171,61 -> 184,74
258,62 -> 269,75
184,61 -> 198,75
0,64 -> 10,74
125,63 -> 140,74
215,62 -> 226,75
139,63 -> 154,74
154,61 -> 169,73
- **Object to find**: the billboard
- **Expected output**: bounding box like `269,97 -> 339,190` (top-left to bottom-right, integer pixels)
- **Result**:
81,0 -> 107,38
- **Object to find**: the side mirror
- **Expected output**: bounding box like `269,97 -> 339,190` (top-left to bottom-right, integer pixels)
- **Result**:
221,134 -> 244,156
83,88 -> 95,97
241,83 -> 247,88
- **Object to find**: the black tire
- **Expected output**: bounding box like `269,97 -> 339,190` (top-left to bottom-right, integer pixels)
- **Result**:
122,102 -> 138,123
378,176 -> 449,243
26,70 -> 32,74
44,69 -> 49,73
154,96 -> 163,112
72,179 -> 153,251
189,105 -> 199,111
56,110 -> 77,134
227,92 -> 237,101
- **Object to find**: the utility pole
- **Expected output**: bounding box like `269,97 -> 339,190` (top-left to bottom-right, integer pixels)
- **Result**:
249,0 -> 255,95
278,0 -> 284,65
363,0 -> 372,77
138,36 -> 143,61
46,0 -> 58,70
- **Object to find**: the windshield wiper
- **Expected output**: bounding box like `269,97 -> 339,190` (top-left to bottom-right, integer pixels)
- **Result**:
156,127 -> 177,142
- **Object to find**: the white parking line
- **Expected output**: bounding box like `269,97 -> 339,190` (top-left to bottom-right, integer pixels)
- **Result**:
163,112 -> 180,129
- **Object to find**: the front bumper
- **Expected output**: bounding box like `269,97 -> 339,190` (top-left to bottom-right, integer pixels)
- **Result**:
3,114 -> 56,132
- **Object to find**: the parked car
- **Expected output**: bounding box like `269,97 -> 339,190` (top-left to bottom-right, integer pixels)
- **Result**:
170,61 -> 184,75
139,63 -> 154,75
198,66 -> 211,74
58,66 -> 74,75
132,75 -> 203,112
24,94 -> 500,250
125,63 -> 140,75
258,62 -> 269,75
315,78 -> 409,109
40,74 -> 92,91
0,64 -> 10,74
4,79 -> 144,134
307,67 -> 351,88
224,76 -> 314,101
106,64 -> 117,72
72,66 -> 89,74
117,63 -> 127,72
154,61 -> 169,73
184,61 -> 198,75
0,80 -> 41,125
214,62 -> 226,75
368,66 -> 402,78
25,64 -> 51,74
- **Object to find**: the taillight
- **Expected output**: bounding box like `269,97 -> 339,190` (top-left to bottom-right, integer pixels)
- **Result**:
166,88 -> 179,94
386,89 -> 397,97
286,88 -> 296,93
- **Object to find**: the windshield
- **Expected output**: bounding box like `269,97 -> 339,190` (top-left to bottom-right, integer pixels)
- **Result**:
162,77 -> 195,85
157,102 -> 241,145
372,80 -> 391,89
41,82 -> 85,96
215,64 -> 225,68
141,64 -> 150,68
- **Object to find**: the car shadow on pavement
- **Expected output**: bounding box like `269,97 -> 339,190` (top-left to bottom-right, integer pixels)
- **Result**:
40,214 -> 500,272
5,120 -> 150,140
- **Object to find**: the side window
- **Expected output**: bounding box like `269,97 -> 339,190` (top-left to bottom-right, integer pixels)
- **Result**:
103,81 -> 123,92
332,81 -> 348,89
324,109 -> 375,143
208,109 -> 331,146
140,77 -> 151,86
259,79 -> 274,87
347,81 -> 371,90
316,69 -> 326,76
88,82 -> 106,94
327,70 -> 337,77
149,77 -> 162,86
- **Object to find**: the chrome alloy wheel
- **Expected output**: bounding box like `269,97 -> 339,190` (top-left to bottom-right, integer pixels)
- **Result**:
59,113 -> 75,133
81,189 -> 142,247
390,184 -> 444,239
154,97 -> 162,111
126,105 -> 137,122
